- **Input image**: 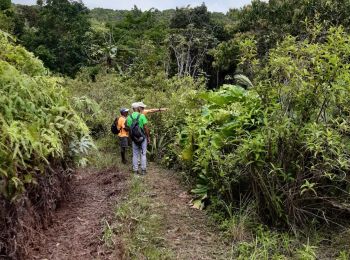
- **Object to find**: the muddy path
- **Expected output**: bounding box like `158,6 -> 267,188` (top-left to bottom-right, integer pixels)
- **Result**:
29,167 -> 128,260
27,163 -> 231,260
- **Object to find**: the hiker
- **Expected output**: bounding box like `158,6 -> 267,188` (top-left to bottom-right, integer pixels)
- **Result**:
127,103 -> 150,174
117,108 -> 129,164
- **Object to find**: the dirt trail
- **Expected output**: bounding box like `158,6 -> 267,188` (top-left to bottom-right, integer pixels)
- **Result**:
144,165 -> 231,260
29,167 -> 127,260
28,163 -> 231,260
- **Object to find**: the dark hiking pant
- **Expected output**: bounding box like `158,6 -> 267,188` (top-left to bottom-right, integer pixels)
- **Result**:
119,137 -> 128,164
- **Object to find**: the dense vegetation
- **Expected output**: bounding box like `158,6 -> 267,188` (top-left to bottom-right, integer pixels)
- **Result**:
0,29 -> 92,258
0,31 -> 91,198
2,0 -> 350,258
182,26 -> 350,228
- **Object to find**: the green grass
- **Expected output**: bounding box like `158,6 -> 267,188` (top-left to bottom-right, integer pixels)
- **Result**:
207,199 -> 350,260
213,210 -> 350,260
87,135 -> 122,170
101,218 -> 115,248
113,176 -> 173,259
218,214 -> 350,260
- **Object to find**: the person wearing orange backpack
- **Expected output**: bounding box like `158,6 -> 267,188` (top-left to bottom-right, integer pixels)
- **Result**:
117,108 -> 129,164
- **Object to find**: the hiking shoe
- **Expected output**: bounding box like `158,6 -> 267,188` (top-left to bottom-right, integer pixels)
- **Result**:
141,170 -> 147,175
133,170 -> 139,175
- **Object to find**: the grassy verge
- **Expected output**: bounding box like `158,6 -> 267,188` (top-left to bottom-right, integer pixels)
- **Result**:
111,175 -> 173,259
208,202 -> 350,260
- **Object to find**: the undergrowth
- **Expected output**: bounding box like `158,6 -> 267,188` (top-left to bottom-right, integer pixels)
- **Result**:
67,25 -> 350,259
207,200 -> 350,259
87,135 -> 120,170
0,30 -> 93,258
112,176 -> 173,259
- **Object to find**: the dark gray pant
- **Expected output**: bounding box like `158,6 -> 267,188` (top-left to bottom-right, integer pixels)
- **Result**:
119,137 -> 128,164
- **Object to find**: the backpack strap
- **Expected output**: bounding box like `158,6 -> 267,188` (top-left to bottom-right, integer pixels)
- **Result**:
115,117 -> 119,128
136,113 -> 141,121
132,113 -> 141,123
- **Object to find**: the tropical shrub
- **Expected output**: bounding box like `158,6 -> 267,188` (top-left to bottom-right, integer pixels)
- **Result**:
0,31 -> 91,199
0,31 -> 92,257
179,26 -> 350,228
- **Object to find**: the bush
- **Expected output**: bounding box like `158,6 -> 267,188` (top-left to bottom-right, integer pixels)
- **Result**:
178,26 -> 350,228
0,30 -> 92,257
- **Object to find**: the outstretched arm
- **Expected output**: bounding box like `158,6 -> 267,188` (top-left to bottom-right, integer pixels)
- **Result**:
144,108 -> 168,114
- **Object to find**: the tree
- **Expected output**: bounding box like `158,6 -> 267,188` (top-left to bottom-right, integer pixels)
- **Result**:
0,0 -> 15,33
168,4 -> 228,86
22,0 -> 91,76
90,7 -> 168,74
167,24 -> 216,77
170,4 -> 210,29
227,0 -> 350,58
0,0 -> 11,11
179,26 -> 350,228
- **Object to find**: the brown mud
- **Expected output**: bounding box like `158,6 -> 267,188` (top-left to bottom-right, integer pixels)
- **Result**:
26,164 -> 231,260
29,167 -> 128,260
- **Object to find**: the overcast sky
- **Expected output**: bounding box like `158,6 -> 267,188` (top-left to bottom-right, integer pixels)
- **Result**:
12,0 -> 255,13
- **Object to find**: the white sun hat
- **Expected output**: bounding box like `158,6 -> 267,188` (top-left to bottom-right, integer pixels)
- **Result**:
137,101 -> 147,108
131,102 -> 139,108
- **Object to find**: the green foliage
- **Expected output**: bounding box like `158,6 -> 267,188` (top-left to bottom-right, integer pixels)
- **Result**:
170,4 -> 210,30
101,219 -> 114,248
0,0 -> 14,33
71,95 -> 103,138
233,226 -> 320,260
114,176 -> 173,259
337,250 -> 350,260
89,8 -> 128,23
210,0 -> 350,86
87,4 -> 227,85
67,68 -> 203,166
0,31 -> 45,75
296,242 -> 317,260
210,39 -> 238,71
225,0 -> 350,60
88,7 -> 169,75
5,0 -> 350,257
0,31 -> 91,199
166,4 -> 228,83
178,26 -> 350,228
0,0 -> 11,11
17,0 -> 91,76
167,24 -> 218,77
